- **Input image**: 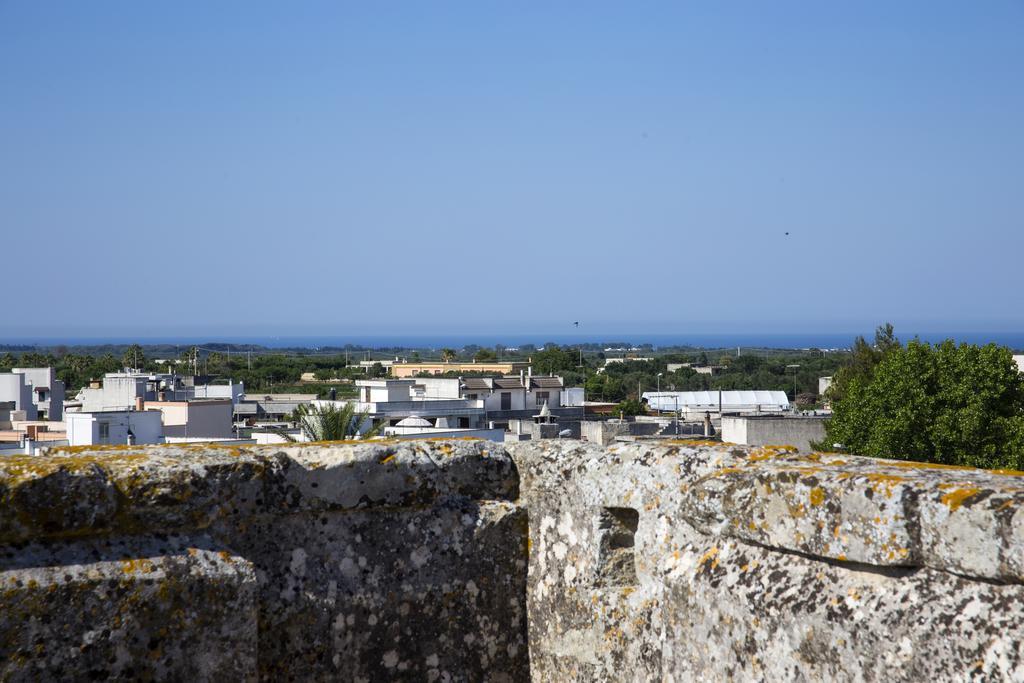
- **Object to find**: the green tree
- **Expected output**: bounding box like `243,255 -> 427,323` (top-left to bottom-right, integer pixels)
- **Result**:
279,403 -> 384,442
825,339 -> 1024,469
121,344 -> 146,370
614,398 -> 646,416
532,345 -> 576,375
440,348 -> 457,362
474,348 -> 497,362
827,323 -> 900,405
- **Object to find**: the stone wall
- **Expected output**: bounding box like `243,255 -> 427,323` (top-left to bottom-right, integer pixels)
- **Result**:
720,414 -> 828,452
0,440 -> 528,682
511,440 -> 1024,681
5,439 -> 1024,681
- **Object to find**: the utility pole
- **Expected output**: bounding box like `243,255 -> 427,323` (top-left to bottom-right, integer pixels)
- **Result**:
786,364 -> 801,405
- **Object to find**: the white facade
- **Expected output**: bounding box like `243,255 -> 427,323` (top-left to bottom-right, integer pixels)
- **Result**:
643,390 -> 791,414
77,372 -> 243,413
0,373 -> 34,419
721,415 -> 828,453
65,410 -> 163,446
11,368 -> 65,420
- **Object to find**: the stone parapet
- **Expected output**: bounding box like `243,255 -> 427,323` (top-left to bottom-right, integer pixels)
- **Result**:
511,440 -> 1024,680
0,440 -> 527,682
5,438 -> 1024,680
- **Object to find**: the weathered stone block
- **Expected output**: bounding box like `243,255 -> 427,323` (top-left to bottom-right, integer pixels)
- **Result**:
0,533 -> 257,681
213,500 -> 529,682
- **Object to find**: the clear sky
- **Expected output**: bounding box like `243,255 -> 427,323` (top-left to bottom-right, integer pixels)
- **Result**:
2,2 -> 1022,340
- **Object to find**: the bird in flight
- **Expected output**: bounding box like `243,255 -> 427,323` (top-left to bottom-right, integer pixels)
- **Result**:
785,231 -> 790,236
573,321 -> 579,327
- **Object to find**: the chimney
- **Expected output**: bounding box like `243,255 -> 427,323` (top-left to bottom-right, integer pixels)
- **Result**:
135,396 -> 145,411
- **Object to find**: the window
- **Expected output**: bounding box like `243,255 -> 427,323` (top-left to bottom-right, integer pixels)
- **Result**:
500,392 -> 511,410
466,393 -> 478,400
535,391 -> 550,406
98,422 -> 110,440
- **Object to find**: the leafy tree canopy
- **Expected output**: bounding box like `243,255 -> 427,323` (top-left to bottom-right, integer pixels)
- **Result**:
825,336 -> 1024,470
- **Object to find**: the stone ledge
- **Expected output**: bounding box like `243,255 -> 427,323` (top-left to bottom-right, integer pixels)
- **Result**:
0,440 -> 516,544
681,448 -> 1024,583
511,440 -> 1024,583
0,533 -> 257,681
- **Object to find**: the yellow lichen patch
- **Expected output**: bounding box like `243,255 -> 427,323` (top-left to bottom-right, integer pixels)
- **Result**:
698,546 -> 719,571
939,486 -> 982,511
664,439 -> 723,448
120,558 -> 155,574
379,453 -> 397,465
808,487 -> 825,507
863,473 -> 908,498
747,446 -> 798,462
989,468 -> 1024,477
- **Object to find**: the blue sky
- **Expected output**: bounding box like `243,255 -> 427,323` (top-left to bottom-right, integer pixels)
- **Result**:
2,2 -> 1022,340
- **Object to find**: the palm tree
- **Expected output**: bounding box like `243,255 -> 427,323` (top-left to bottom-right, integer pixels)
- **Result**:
440,348 -> 457,363
278,402 -> 384,442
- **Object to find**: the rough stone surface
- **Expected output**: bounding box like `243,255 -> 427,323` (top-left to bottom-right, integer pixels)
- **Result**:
6,438 -> 1024,680
0,533 -> 257,681
216,501 -> 528,681
510,440 -> 1024,681
0,440 -> 526,682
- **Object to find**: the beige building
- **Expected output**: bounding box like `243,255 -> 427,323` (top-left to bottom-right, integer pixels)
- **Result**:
391,361 -> 531,378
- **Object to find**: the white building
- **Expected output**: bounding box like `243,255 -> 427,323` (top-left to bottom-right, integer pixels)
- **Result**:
65,410 -> 163,446
12,368 -> 65,420
643,390 -> 791,415
415,375 -> 569,413
333,379 -> 486,431
0,368 -> 65,421
0,374 -> 34,419
76,371 -> 243,413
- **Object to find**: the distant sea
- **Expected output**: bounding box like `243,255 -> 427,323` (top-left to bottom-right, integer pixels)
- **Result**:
5,332 -> 1024,351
